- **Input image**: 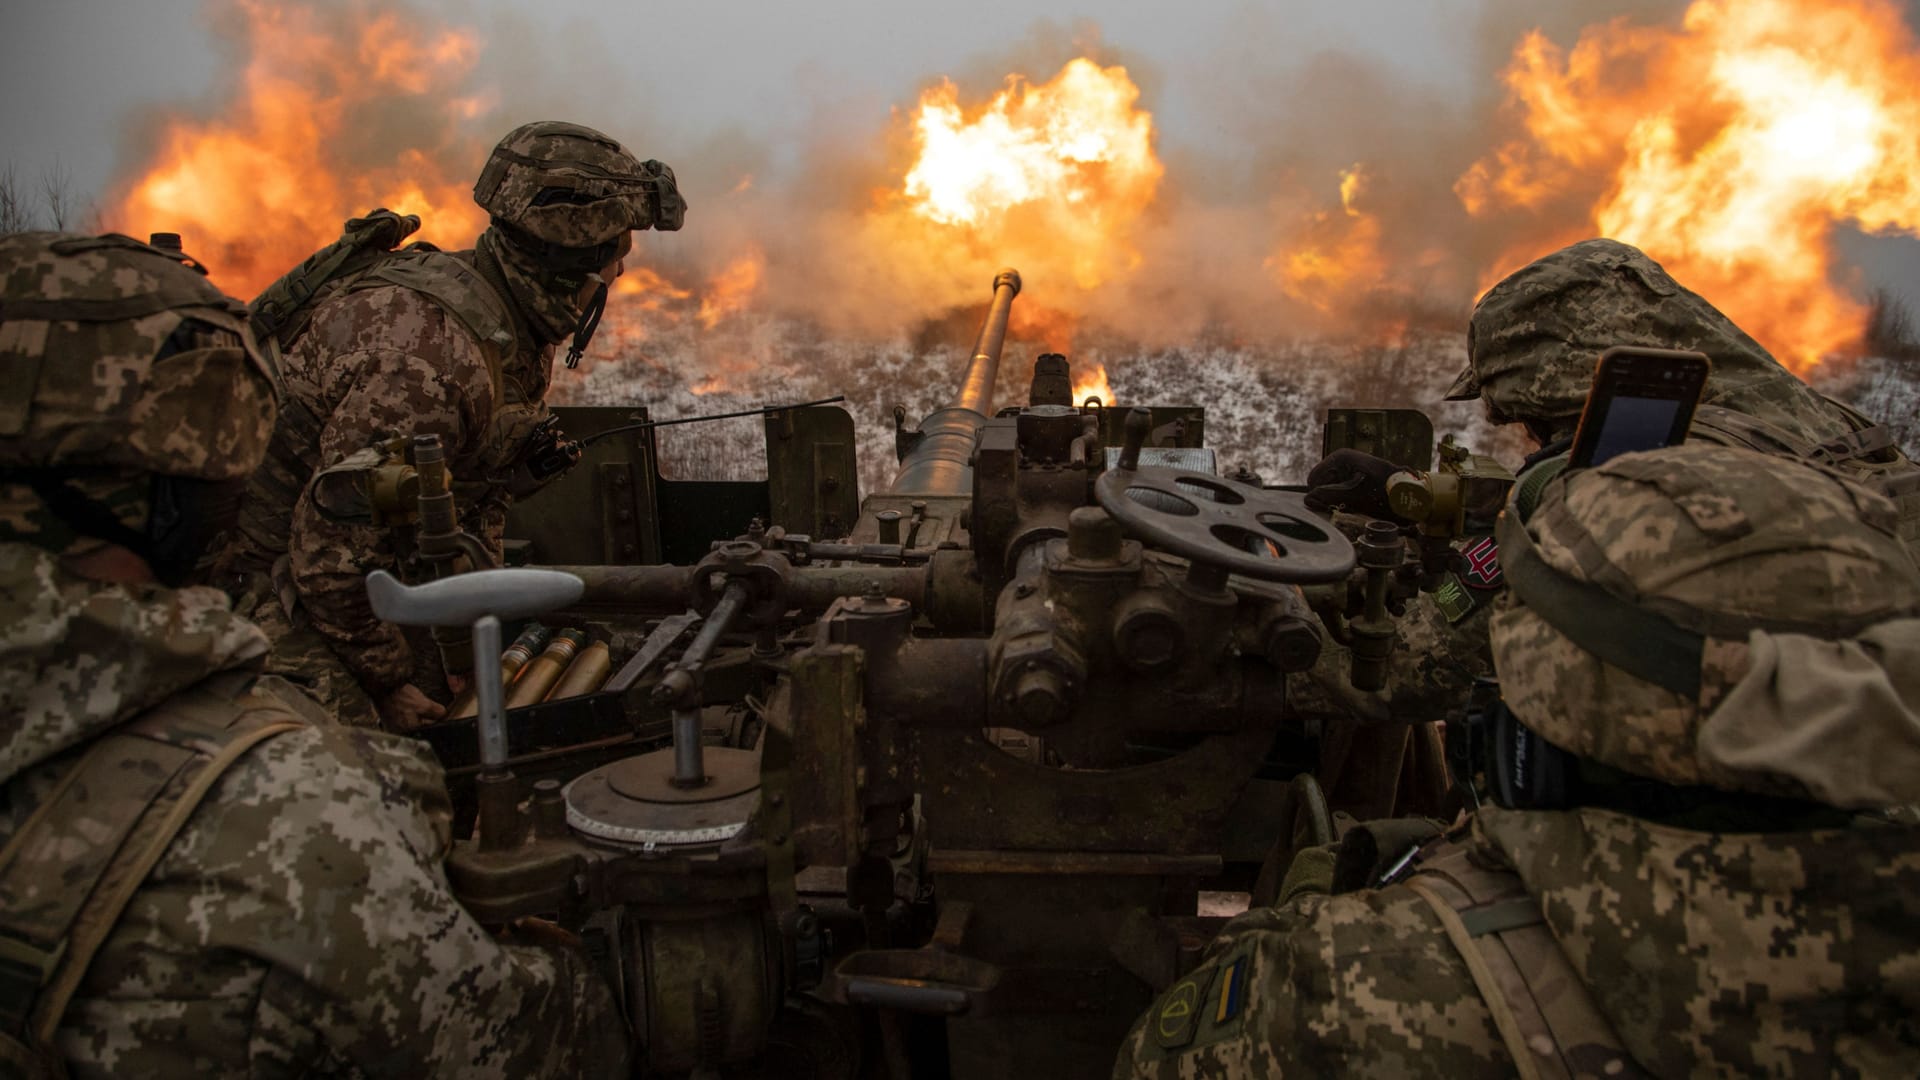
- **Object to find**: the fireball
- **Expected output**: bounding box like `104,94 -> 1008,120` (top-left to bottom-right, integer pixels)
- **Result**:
878,57 -> 1164,299
1460,0 -> 1920,371
109,0 -> 488,297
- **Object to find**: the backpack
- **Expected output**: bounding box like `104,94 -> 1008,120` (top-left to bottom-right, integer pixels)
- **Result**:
248,209 -> 431,362
1691,401 -> 1920,550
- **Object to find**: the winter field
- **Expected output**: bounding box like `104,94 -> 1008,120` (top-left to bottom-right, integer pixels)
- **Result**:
558,314 -> 1920,500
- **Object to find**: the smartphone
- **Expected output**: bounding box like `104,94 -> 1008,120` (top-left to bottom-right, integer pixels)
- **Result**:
1567,347 -> 1711,469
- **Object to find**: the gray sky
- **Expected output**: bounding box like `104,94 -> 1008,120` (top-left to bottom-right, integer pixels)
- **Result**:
4,0 -> 1917,331
0,0 -> 1487,207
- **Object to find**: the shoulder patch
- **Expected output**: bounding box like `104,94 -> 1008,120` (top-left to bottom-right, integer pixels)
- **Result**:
1433,576 -> 1476,624
1457,536 -> 1504,590
1153,969 -> 1210,1050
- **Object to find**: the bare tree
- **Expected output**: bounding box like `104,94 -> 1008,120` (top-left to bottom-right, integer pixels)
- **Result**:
39,159 -> 75,231
1866,288 -> 1920,362
0,165 -> 34,233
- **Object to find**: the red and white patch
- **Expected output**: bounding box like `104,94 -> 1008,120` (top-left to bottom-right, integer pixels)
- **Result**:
1459,536 -> 1503,590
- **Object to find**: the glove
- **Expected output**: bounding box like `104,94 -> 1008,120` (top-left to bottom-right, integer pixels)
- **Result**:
1305,449 -> 1404,519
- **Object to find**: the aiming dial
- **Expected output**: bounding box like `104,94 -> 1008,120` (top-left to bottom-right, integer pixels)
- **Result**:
564,747 -> 761,847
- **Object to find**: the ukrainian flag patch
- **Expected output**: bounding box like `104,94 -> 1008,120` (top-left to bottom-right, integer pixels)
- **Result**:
1213,955 -> 1248,1024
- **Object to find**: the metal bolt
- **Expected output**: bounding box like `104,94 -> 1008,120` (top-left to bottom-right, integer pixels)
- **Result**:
769,791 -> 786,807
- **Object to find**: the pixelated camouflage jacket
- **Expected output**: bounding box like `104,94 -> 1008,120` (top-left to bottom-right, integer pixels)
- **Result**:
1307,240 -> 1920,734
223,248 -> 556,694
0,542 -> 626,1077
1288,380 -> 1909,736
1117,805 -> 1920,1079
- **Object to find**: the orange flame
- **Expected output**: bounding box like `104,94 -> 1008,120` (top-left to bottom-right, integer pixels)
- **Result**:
1272,164 -> 1390,315
878,57 -> 1163,298
1072,363 -> 1115,406
108,0 -> 488,298
697,249 -> 766,329
1460,0 -> 1920,371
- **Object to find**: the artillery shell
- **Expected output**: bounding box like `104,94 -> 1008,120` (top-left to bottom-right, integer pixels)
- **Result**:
450,624 -> 552,719
545,641 -> 613,701
505,629 -> 587,709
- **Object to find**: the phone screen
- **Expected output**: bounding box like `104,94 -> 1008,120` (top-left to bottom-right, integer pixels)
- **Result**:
1567,347 -> 1711,469
1585,395 -> 1683,467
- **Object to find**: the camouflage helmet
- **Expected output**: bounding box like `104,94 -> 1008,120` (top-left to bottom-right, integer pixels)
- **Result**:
1489,442 -> 1920,809
0,232 -> 278,568
1448,239 -> 1793,434
473,120 -> 685,272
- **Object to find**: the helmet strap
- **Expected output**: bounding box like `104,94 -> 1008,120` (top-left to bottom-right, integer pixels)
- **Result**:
566,278 -> 609,369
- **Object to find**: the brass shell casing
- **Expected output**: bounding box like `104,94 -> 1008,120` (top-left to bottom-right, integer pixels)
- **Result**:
505,630 -> 587,709
450,624 -> 552,720
545,641 -> 613,701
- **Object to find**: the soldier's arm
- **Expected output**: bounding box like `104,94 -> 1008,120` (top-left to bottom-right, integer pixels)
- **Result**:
288,336 -> 491,695
1113,889 -> 1507,1079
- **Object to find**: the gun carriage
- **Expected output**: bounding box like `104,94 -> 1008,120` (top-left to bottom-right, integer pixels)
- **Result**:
380,269 -> 1468,1077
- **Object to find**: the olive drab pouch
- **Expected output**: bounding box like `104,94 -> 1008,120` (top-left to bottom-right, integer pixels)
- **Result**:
1403,842 -> 1649,1080
0,675 -> 306,1078
248,209 -> 428,356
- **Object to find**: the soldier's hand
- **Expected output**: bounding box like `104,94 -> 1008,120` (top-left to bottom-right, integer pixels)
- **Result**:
1306,449 -> 1404,520
379,683 -> 448,731
498,916 -> 582,950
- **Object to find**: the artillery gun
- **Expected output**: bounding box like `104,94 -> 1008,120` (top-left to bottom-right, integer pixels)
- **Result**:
394,269 -> 1430,1078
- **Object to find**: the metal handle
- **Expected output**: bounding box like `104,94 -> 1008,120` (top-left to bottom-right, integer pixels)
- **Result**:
365,567 -> 584,627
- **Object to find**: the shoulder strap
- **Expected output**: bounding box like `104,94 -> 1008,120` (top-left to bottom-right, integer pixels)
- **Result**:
1404,842 -> 1647,1080
0,677 -> 305,1060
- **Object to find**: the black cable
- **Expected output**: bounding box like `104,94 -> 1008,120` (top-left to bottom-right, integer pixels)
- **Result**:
579,394 -> 848,447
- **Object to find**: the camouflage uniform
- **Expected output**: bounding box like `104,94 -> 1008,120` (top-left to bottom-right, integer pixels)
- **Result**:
0,231 -> 626,1076
1296,237 -> 1920,735
1121,441 -> 1920,1068
219,122 -> 683,727
1122,444 -> 1920,1078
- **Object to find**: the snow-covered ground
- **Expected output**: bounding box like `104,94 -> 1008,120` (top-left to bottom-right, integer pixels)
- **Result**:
556,314 -> 1918,499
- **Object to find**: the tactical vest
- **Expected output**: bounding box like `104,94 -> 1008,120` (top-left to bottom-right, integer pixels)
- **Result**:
0,675 -> 309,1078
1402,840 -> 1650,1080
1691,401 -> 1920,551
227,244 -> 540,578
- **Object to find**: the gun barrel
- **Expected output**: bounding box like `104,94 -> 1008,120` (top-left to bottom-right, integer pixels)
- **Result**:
890,269 -> 1021,496
956,269 -> 1021,414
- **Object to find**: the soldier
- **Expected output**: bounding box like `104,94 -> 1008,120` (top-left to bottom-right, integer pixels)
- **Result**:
1298,237 -> 1920,736
0,231 -> 626,1076
1119,442 -> 1920,1077
220,120 -> 684,730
